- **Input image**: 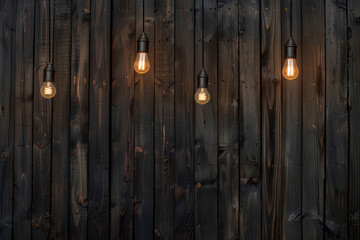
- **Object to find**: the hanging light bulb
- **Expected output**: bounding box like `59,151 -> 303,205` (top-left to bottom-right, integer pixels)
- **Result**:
282,38 -> 299,80
134,32 -> 150,74
195,69 -> 210,105
41,62 -> 56,99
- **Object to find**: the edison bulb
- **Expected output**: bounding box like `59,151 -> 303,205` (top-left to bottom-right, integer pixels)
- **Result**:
40,82 -> 56,99
195,88 -> 210,105
282,58 -> 299,80
134,52 -> 150,74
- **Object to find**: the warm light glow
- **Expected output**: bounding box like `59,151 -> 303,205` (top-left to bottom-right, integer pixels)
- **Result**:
134,52 -> 150,74
282,58 -> 299,80
40,82 -> 56,99
195,88 -> 210,105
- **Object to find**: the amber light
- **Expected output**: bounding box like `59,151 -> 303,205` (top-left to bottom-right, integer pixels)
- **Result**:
282,58 -> 299,80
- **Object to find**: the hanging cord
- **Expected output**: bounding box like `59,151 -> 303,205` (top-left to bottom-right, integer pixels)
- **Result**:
201,0 -> 204,68
143,0 -> 145,32
48,0 -> 51,62
48,0 -> 55,63
289,0 -> 292,38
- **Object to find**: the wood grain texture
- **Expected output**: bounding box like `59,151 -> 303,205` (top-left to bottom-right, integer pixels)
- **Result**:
32,0 -> 52,238
325,0 -> 349,239
302,0 -> 325,239
88,0 -> 110,238
281,0 -> 302,239
154,0 -> 175,239
194,0 -> 217,239
349,0 -> 360,239
111,0 -> 135,238
134,0 -> 155,238
217,0 -> 239,239
50,1 -> 71,239
239,0 -> 261,178
70,0 -> 90,239
260,0 -> 283,239
0,0 -> 14,239
13,0 -> 35,239
174,0 -> 195,239
239,178 -> 261,240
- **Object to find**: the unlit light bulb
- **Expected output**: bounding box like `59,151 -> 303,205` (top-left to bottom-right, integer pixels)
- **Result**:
134,52 -> 150,74
40,82 -> 56,99
282,58 -> 299,80
195,87 -> 210,105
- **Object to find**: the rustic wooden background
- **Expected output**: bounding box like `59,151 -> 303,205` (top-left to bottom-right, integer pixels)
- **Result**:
0,0 -> 359,239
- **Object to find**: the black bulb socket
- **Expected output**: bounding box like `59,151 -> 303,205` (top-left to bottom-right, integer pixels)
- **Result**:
43,62 -> 55,82
284,37 -> 297,59
197,68 -> 209,88
137,32 -> 149,53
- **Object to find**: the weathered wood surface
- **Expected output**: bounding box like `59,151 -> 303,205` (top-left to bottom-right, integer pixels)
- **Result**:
134,0 -> 155,239
174,0 -> 195,239
349,0 -> 360,239
281,0 -> 302,239
88,0 -> 110,238
70,0 -> 90,239
239,0 -> 261,178
240,178 -> 261,240
32,0 -> 52,238
12,0 -> 34,239
51,1 -> 71,239
194,0 -> 217,239
325,0 -> 349,239
218,0 -> 238,239
302,0 -> 325,239
111,0 -> 135,239
154,0 -> 175,239
0,0 -> 14,239
260,0 -> 283,239
1,1 -> 360,239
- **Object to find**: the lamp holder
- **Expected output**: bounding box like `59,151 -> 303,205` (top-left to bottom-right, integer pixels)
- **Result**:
197,68 -> 208,88
137,32 -> 149,53
285,37 -> 297,59
43,62 -> 55,82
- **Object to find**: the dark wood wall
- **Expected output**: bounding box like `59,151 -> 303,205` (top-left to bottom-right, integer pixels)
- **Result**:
0,0 -> 359,239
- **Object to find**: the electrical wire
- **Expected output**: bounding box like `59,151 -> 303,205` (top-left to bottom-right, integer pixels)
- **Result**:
201,0 -> 204,68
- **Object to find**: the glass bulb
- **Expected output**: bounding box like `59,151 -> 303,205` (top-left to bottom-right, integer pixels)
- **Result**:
134,52 -> 150,74
195,87 -> 210,105
282,58 -> 299,80
40,82 -> 56,99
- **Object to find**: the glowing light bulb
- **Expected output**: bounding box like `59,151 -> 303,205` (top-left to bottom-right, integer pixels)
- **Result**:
282,58 -> 299,80
134,52 -> 150,74
195,87 -> 210,105
40,82 -> 56,99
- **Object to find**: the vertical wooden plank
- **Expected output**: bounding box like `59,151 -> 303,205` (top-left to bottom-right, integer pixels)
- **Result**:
88,0 -> 110,238
239,0 -> 261,238
50,0 -> 71,239
0,0 -> 14,239
111,0 -> 135,238
174,0 -> 195,239
32,0 -> 52,238
239,0 -> 261,178
239,178 -> 261,240
194,0 -> 217,239
325,0 -> 348,239
13,0 -> 35,239
261,0 -> 283,239
218,0 -> 239,239
348,0 -> 360,238
302,0 -> 325,239
154,0 -> 175,239
134,0 -> 155,238
281,0 -> 302,239
70,0 -> 90,239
